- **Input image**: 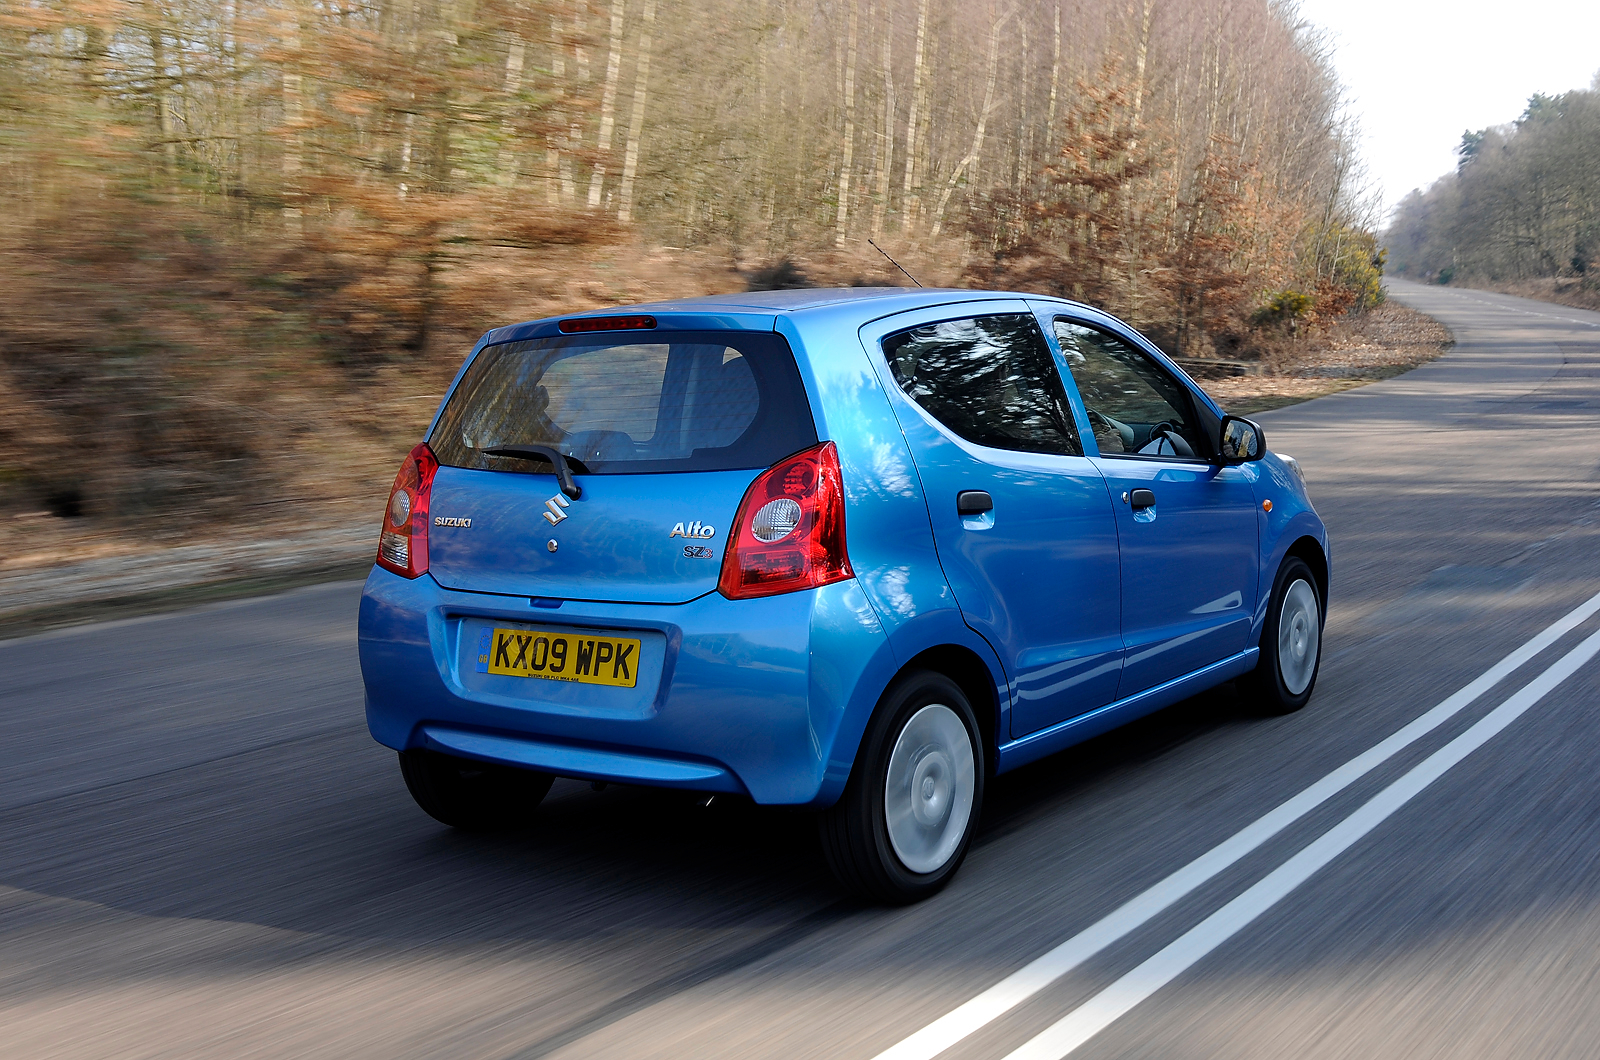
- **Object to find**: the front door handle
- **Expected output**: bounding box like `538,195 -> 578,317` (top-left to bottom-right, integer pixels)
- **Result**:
957,490 -> 994,516
1128,488 -> 1156,510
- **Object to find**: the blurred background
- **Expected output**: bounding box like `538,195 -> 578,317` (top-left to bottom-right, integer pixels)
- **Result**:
0,0 -> 1389,570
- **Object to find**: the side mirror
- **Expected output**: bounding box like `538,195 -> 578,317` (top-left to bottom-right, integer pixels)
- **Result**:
1219,415 -> 1265,463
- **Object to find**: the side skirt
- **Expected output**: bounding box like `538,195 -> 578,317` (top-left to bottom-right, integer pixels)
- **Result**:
995,648 -> 1260,774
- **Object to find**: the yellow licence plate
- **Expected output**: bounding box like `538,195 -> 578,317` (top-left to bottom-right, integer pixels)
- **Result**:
485,628 -> 641,688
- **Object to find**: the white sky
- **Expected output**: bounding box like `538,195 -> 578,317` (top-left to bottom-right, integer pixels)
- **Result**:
1291,0 -> 1600,220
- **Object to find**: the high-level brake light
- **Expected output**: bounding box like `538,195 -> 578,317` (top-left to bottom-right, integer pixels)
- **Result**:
557,315 -> 657,333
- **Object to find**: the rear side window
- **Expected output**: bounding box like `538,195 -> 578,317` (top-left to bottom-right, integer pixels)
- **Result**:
430,330 -> 816,474
882,313 -> 1082,456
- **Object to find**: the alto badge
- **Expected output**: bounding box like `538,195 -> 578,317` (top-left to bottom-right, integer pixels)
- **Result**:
669,520 -> 716,539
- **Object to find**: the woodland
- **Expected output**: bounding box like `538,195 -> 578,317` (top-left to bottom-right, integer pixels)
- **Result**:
1386,79 -> 1600,295
0,0 -> 1383,526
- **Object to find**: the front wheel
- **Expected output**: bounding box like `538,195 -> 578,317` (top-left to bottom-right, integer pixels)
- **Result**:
820,672 -> 985,904
399,749 -> 554,831
1240,556 -> 1323,715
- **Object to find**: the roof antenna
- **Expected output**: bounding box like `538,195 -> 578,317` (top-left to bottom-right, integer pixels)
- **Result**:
868,239 -> 923,287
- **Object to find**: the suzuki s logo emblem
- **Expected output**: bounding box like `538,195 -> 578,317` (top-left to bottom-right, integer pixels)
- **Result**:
542,493 -> 572,526
669,520 -> 716,539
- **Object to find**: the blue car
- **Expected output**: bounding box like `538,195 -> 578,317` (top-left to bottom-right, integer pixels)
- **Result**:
358,288 -> 1327,902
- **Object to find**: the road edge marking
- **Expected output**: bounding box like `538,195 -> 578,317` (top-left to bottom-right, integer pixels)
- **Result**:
1004,622 -> 1600,1060
870,588 -> 1600,1060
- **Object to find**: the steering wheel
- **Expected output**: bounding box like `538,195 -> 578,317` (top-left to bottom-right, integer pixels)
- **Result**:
1145,420 -> 1178,447
1138,420 -> 1196,457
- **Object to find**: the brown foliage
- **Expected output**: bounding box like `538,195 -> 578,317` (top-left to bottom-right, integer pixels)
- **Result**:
0,181 -> 630,523
963,76 -> 1164,311
0,0 -> 1375,535
962,80 -> 1328,363
0,204 -> 269,519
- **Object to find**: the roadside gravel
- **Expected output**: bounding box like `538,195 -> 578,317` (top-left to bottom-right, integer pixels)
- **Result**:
1202,301 -> 1454,415
0,525 -> 374,638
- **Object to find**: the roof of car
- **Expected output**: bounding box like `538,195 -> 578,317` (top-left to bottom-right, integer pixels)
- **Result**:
620,287 -> 1079,313
478,286 -> 1110,349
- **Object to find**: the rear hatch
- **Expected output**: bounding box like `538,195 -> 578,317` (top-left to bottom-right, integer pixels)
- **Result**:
425,325 -> 817,604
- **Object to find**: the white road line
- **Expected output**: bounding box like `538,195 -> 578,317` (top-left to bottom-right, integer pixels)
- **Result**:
871,589 -> 1600,1060
1005,622 -> 1600,1060
1445,293 -> 1600,329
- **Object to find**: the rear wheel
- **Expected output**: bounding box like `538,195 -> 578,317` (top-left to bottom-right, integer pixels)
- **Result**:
398,749 -> 554,831
1241,556 -> 1323,715
820,672 -> 984,904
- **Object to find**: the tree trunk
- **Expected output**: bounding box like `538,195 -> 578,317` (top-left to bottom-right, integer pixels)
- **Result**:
498,34 -> 526,187
929,7 -> 1005,238
279,0 -> 302,224
899,0 -> 929,229
399,110 -> 414,200
587,0 -> 626,209
756,0 -> 773,225
1015,17 -> 1029,196
616,0 -> 655,223
871,10 -> 895,236
834,0 -> 860,246
431,0 -> 462,192
545,16 -> 564,204
149,21 -> 178,180
1131,0 -> 1153,129
1046,4 -> 1060,155
562,8 -> 590,205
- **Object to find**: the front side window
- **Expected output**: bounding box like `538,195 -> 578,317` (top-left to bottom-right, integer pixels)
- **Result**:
882,314 -> 1082,456
430,330 -> 816,474
1053,319 -> 1205,458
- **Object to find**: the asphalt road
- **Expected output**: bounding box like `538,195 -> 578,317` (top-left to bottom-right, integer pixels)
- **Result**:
6,278 -> 1600,1059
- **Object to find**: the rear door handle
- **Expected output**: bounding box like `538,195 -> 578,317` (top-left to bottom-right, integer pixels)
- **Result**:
1128,488 -> 1156,510
957,490 -> 994,516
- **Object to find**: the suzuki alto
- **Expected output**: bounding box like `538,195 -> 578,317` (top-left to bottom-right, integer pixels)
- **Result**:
358,288 -> 1328,903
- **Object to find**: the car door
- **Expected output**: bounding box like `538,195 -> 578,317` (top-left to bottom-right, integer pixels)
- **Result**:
1046,314 -> 1258,698
860,304 -> 1123,739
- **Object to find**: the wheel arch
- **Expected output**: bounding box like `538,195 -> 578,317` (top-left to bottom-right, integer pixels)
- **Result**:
1284,534 -> 1329,619
896,644 -> 1003,775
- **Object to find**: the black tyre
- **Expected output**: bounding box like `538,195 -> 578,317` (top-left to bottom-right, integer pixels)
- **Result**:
398,749 -> 555,831
1240,556 -> 1323,715
820,672 -> 985,904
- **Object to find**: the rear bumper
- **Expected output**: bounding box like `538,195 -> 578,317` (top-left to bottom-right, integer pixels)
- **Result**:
358,566 -> 896,806
420,726 -> 745,791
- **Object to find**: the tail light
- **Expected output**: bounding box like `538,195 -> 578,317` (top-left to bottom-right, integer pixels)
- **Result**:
719,442 -> 853,599
376,443 -> 438,578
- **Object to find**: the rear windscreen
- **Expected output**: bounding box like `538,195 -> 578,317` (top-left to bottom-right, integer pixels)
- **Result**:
429,330 -> 817,474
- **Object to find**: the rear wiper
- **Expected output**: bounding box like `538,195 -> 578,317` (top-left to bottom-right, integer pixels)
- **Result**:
481,445 -> 587,499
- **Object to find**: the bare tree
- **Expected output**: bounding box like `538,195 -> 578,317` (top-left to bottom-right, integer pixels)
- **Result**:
587,0 -> 627,209
616,0 -> 656,222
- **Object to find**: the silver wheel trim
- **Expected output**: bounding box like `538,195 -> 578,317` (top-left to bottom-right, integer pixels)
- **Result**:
1278,578 -> 1320,696
884,704 -> 976,874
